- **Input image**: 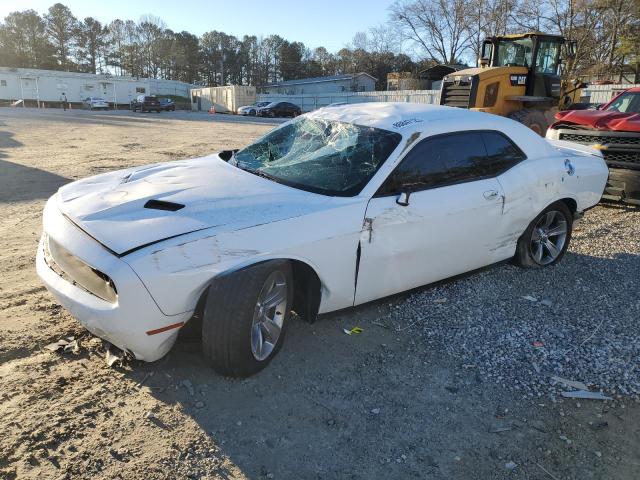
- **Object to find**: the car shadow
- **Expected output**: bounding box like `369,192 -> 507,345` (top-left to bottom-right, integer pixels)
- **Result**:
0,122 -> 22,159
0,159 -> 71,203
0,124 -> 70,202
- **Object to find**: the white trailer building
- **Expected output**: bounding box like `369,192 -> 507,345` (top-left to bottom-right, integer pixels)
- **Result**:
0,67 -> 197,107
190,85 -> 257,113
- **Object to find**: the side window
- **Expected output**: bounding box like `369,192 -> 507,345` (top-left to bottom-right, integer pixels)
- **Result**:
378,132 -> 487,195
480,131 -> 526,176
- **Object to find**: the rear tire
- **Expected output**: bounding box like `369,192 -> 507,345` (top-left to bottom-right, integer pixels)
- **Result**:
514,202 -> 573,268
202,261 -> 293,377
508,109 -> 549,136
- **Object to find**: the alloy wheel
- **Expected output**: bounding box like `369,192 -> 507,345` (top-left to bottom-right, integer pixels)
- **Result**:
250,271 -> 287,361
529,210 -> 568,265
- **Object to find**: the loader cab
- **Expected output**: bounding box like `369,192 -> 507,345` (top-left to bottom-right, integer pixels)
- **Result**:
481,33 -> 564,99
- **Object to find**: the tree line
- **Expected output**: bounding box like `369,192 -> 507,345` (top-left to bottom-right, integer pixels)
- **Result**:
0,3 -> 417,89
0,1 -> 638,88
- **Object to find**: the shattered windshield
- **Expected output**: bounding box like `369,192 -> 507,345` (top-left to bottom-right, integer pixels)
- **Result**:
232,117 -> 402,196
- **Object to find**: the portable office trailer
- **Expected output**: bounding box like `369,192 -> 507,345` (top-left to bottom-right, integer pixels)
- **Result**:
0,67 -> 196,107
190,85 -> 256,113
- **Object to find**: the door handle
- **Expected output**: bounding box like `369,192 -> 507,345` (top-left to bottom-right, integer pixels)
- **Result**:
483,190 -> 499,200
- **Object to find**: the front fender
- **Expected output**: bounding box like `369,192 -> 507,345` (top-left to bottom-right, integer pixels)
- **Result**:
124,231 -> 322,316
124,199 -> 366,316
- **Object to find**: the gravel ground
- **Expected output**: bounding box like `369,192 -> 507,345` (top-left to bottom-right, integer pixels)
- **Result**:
385,204 -> 640,399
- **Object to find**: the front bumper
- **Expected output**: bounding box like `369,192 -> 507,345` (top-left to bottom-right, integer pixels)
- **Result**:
36,199 -> 192,361
604,168 -> 640,206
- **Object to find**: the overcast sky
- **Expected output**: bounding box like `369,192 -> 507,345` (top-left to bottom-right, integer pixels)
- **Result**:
0,0 -> 397,52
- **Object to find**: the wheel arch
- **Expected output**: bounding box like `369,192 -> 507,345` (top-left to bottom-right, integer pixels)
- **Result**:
558,197 -> 577,215
515,195 -> 577,246
194,256 -> 324,323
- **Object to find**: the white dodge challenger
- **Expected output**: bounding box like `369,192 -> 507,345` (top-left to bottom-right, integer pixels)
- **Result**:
37,103 -> 607,377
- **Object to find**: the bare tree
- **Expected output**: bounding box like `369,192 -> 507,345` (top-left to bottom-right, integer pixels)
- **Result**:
390,0 -> 473,64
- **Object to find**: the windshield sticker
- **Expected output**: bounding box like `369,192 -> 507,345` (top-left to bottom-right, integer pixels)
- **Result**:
392,118 -> 424,129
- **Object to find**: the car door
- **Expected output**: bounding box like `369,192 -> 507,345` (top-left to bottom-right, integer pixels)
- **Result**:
354,131 -> 506,305
475,131 -> 531,260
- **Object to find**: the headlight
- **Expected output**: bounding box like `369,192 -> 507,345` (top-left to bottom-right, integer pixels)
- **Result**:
44,234 -> 118,303
545,128 -> 559,140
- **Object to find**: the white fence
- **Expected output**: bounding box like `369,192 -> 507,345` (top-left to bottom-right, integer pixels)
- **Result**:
256,84 -> 639,112
581,84 -> 638,104
257,89 -> 441,112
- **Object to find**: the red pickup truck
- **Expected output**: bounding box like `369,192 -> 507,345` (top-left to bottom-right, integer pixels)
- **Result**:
546,87 -> 640,206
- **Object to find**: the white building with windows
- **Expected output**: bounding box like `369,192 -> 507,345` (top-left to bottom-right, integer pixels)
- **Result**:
261,73 -> 377,95
0,66 -> 197,107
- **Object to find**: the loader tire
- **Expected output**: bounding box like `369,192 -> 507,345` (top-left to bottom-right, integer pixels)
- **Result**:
508,109 -> 549,136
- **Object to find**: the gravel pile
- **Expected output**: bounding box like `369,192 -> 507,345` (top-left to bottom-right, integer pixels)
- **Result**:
387,205 -> 640,399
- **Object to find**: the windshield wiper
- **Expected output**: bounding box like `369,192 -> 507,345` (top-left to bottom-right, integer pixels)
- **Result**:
245,168 -> 280,183
233,161 -> 280,183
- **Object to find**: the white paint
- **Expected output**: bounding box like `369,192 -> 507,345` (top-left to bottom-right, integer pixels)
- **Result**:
355,178 -> 505,304
37,103 -> 608,362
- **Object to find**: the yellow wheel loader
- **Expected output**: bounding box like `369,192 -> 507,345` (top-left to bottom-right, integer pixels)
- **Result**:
439,32 -> 584,135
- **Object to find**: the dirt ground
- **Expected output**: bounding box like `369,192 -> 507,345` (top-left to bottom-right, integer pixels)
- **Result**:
1,107 -> 638,480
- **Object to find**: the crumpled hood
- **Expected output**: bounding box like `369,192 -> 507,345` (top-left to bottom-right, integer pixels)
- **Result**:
57,155 -> 331,255
553,109 -> 640,132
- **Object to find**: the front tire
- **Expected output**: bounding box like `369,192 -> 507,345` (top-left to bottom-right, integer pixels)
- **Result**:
202,261 -> 293,377
514,202 -> 572,268
508,109 -> 549,136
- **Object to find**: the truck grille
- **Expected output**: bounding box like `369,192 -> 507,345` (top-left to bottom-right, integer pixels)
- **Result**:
604,151 -> 640,166
559,133 -> 640,146
558,130 -> 640,169
440,80 -> 474,108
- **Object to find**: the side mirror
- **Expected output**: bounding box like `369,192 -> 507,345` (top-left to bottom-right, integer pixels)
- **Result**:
396,191 -> 411,206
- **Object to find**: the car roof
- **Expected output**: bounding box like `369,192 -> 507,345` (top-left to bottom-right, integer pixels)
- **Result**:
305,102 -> 555,159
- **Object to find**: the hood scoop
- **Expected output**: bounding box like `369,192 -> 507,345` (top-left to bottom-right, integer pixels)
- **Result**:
144,199 -> 185,212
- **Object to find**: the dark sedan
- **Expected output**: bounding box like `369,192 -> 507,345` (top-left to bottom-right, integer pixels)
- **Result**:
158,98 -> 176,111
257,102 -> 301,118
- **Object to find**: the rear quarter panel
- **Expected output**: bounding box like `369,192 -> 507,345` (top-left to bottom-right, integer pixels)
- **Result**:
493,145 -> 606,261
